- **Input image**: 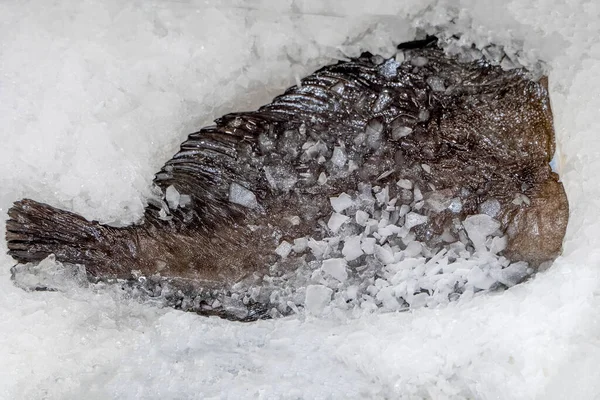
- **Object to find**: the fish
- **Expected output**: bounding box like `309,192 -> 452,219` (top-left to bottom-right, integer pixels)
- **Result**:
5,37 -> 569,320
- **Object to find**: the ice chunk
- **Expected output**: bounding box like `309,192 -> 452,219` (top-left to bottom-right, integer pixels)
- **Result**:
448,197 -> 462,213
327,212 -> 349,233
463,214 -> 501,252
467,267 -> 496,290
321,258 -> 348,282
330,193 -> 354,213
308,239 -> 328,258
229,182 -> 259,209
331,146 -> 347,167
361,237 -> 376,254
378,57 -> 400,78
264,166 -> 298,192
489,236 -> 508,254
411,56 -> 428,67
397,179 -> 412,190
165,185 -> 181,210
293,237 -> 309,253
286,215 -> 301,226
179,194 -> 192,208
365,118 -> 384,149
317,172 -> 328,185
304,285 -> 332,315
375,245 -> 395,264
404,212 -> 428,230
491,262 -> 531,287
413,186 -> 423,202
425,191 -> 450,212
404,241 -> 422,258
479,198 -> 501,217
342,235 -> 364,261
355,210 -> 369,226
391,121 -> 413,140
512,193 -> 531,206
408,292 -> 428,308
426,76 -> 446,92
275,240 -> 293,258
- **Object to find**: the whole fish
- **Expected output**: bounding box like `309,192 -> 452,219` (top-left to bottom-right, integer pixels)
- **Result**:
6,38 -> 568,320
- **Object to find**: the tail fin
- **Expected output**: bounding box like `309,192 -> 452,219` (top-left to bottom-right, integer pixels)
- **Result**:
5,199 -> 116,275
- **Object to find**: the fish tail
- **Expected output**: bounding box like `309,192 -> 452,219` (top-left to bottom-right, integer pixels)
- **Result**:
5,199 -> 120,275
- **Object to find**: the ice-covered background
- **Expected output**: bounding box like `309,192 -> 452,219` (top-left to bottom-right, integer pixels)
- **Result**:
1,0 -> 600,398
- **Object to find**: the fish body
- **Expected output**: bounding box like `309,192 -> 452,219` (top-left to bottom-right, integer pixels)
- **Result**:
6,40 -> 568,320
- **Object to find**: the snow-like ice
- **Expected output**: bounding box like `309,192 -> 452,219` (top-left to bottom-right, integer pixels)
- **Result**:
2,0 -> 600,399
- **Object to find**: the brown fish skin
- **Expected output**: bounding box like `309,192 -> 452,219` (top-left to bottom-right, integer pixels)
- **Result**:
5,41 -> 568,319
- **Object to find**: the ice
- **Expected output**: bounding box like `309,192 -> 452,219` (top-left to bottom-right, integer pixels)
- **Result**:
391,121 -> 413,140
275,240 -> 293,258
365,118 -> 384,149
327,212 -> 349,233
292,237 -> 309,253
342,235 -> 364,261
165,185 -> 180,210
317,172 -> 327,185
404,212 -> 429,230
396,178 -> 413,190
228,182 -> 259,209
463,214 -> 502,252
329,193 -> 353,213
404,241 -> 423,258
321,258 -> 348,282
448,197 -> 463,213
331,146 -> 347,167
2,0 -> 600,398
467,267 -> 496,290
411,56 -> 429,67
304,285 -> 332,315
361,237 -> 376,255
426,76 -> 446,92
490,261 -> 531,287
355,210 -> 369,226
479,198 -> 501,217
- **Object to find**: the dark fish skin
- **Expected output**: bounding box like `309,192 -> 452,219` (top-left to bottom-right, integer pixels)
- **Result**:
5,40 -> 568,320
